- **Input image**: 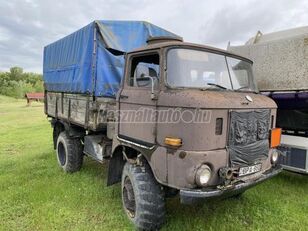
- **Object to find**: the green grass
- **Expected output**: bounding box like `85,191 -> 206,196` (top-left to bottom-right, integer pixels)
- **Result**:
0,95 -> 18,104
0,95 -> 307,231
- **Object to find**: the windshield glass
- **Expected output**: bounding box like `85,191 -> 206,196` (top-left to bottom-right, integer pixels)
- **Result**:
226,57 -> 257,91
166,48 -> 258,92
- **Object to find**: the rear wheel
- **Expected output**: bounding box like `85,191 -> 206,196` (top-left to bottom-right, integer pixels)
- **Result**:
121,161 -> 165,230
56,131 -> 83,173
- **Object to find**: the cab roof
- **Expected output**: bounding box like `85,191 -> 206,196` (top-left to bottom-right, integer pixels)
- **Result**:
129,41 -> 253,63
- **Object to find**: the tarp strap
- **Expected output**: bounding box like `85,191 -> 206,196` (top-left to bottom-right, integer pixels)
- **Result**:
91,25 -> 97,96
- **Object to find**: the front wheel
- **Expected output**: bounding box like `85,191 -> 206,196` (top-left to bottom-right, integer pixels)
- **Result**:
121,161 -> 165,230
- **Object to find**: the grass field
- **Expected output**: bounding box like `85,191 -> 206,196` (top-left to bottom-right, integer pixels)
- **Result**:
0,95 -> 307,231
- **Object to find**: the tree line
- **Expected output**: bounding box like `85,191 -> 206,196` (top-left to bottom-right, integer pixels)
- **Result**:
0,67 -> 43,98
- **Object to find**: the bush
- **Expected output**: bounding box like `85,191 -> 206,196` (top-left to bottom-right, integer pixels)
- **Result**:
0,67 -> 43,99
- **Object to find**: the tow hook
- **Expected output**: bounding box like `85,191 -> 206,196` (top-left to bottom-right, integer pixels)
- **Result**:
219,167 -> 236,180
218,167 -> 241,187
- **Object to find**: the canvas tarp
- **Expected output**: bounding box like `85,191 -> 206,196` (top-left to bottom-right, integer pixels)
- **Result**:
43,20 -> 180,97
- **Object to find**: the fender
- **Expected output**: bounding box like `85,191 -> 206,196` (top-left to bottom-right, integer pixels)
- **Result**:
107,135 -> 164,186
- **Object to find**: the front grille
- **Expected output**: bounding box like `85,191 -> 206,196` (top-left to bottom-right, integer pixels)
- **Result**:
228,110 -> 270,167
215,118 -> 223,135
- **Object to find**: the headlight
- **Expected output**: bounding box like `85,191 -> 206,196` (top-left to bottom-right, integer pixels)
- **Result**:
271,150 -> 279,164
195,165 -> 212,186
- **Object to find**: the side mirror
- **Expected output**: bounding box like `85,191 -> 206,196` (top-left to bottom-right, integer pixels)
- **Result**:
136,75 -> 157,100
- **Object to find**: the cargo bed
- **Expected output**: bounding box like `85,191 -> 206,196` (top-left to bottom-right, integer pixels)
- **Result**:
45,92 -> 116,131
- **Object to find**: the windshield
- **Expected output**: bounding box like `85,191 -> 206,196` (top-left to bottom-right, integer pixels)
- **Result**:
166,48 -> 258,92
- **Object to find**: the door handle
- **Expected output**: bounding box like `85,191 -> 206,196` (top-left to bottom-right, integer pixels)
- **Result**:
120,95 -> 129,99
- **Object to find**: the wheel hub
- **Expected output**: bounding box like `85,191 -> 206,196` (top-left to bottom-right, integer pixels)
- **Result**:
57,142 -> 66,166
123,177 -> 136,218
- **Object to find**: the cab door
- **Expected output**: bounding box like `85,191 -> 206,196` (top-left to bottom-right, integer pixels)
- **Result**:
118,51 -> 160,146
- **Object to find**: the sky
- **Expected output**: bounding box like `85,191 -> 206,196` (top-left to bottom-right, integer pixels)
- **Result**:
0,0 -> 307,73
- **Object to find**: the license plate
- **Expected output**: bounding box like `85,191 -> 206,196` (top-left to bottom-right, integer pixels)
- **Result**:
239,164 -> 262,176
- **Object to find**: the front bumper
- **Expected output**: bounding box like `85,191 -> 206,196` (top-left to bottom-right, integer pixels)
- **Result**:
180,166 -> 282,204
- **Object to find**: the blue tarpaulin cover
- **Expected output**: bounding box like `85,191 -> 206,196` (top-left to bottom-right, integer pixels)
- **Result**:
43,20 -> 180,97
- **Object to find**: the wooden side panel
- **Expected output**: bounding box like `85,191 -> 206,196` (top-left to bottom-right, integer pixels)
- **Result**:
45,92 -> 116,131
69,96 -> 87,126
46,92 -> 57,117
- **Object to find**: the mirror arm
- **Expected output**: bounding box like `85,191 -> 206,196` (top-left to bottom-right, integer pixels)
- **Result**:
149,77 -> 156,100
138,75 -> 157,100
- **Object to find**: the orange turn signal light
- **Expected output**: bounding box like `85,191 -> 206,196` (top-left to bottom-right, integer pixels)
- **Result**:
164,137 -> 182,147
270,128 -> 281,148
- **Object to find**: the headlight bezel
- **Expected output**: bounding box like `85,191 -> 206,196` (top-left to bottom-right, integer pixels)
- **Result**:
271,149 -> 279,164
195,164 -> 212,186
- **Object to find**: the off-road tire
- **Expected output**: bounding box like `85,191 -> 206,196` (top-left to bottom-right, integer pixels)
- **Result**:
121,161 -> 165,230
56,131 -> 83,173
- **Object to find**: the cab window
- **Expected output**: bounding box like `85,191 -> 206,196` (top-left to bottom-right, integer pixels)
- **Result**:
129,54 -> 160,87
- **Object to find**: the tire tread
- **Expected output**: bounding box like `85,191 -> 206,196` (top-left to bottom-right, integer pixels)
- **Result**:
57,131 -> 83,173
122,161 -> 165,230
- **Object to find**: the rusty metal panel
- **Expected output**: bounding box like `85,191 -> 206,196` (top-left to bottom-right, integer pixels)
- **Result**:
166,149 -> 228,188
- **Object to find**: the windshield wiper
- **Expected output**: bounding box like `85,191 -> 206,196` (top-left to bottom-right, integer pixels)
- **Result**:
206,83 -> 227,90
236,86 -> 250,90
234,86 -> 258,93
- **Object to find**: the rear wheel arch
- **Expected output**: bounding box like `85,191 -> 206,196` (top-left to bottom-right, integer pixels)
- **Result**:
52,120 -> 85,149
52,121 -> 65,149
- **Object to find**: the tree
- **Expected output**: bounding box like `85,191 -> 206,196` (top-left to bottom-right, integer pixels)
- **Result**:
0,67 -> 43,98
9,66 -> 24,81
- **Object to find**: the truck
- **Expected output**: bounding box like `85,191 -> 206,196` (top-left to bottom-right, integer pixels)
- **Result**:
228,26 -> 308,174
44,20 -> 282,230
